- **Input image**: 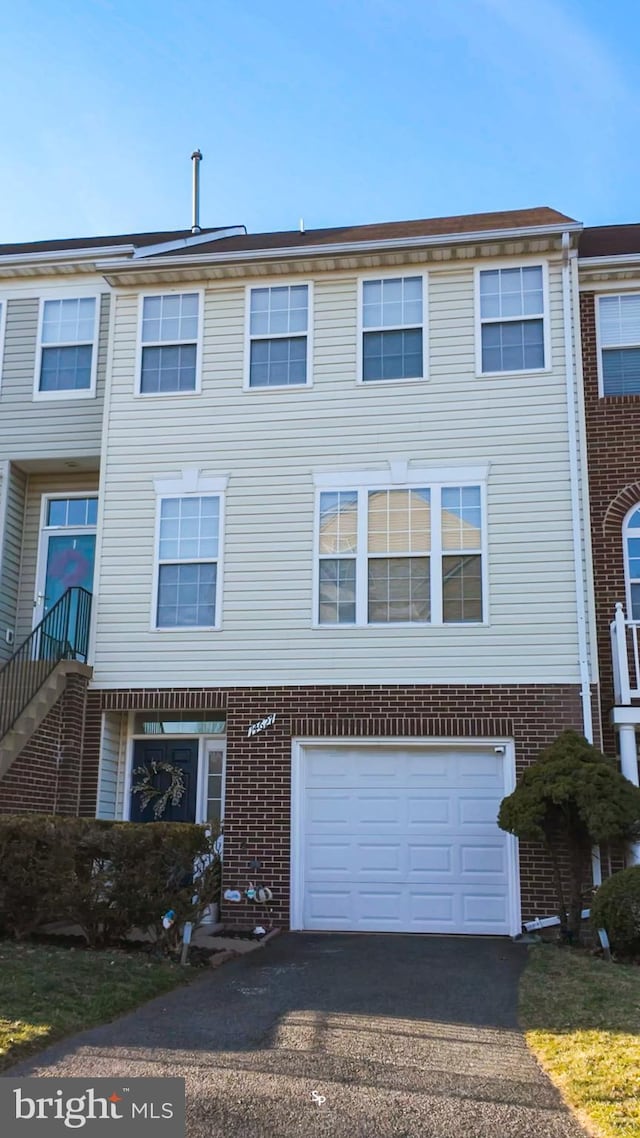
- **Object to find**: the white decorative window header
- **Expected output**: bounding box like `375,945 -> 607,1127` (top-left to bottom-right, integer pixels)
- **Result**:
313,460 -> 490,489
153,468 -> 229,496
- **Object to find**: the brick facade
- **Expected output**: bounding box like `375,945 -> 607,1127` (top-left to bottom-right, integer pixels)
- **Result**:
0,670 -> 90,815
78,681 -> 588,928
581,290 -> 640,753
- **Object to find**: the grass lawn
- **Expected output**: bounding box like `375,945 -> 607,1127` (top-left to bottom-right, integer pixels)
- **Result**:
521,944 -> 640,1138
0,940 -> 191,1071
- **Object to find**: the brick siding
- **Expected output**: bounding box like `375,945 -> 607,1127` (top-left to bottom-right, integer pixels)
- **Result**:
82,682 -> 588,928
0,670 -> 90,815
581,290 -> 640,753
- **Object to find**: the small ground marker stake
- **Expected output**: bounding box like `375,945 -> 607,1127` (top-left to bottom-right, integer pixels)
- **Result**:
597,928 -> 611,961
180,921 -> 193,966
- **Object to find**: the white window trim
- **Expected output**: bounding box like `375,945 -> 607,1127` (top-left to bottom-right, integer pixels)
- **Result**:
150,487 -> 225,633
34,491 -> 98,627
135,287 -> 204,398
33,288 -> 101,401
243,278 -> 314,391
623,503 -> 640,622
122,722 -> 226,824
596,291 -> 640,398
0,294 -> 7,392
356,268 -> 428,386
312,471 -> 488,629
474,259 -> 551,378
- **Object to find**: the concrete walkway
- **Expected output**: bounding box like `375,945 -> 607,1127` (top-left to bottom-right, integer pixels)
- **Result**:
11,933 -> 586,1137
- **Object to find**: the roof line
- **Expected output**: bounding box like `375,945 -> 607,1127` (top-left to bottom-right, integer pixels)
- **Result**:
98,221 -> 583,272
0,243 -> 136,268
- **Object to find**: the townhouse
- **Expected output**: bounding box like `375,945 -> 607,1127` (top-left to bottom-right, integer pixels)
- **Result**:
0,207 -> 601,934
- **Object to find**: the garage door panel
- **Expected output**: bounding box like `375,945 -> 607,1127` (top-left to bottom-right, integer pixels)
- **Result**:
298,744 -> 513,935
462,893 -> 509,928
460,843 -> 507,877
408,844 -> 453,874
458,795 -> 501,826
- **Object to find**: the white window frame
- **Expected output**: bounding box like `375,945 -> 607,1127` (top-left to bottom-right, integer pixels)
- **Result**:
243,278 -> 313,391
312,466 -> 488,628
136,287 -> 204,398
596,291 -> 640,398
151,486 -> 225,633
34,490 -> 99,626
0,294 -> 7,392
623,503 -> 640,622
474,260 -> 550,378
357,269 -> 428,386
33,288 -> 101,401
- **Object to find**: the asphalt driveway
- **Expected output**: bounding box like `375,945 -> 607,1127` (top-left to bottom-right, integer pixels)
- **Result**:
10,933 -> 585,1137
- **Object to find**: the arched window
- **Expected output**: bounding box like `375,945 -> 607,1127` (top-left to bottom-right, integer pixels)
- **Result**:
624,506 -> 640,619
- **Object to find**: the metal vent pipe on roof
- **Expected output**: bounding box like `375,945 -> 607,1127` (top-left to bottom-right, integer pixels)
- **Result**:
191,149 -> 203,234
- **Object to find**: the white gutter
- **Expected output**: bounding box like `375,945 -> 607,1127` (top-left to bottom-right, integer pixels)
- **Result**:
96,221 -> 583,272
579,253 -> 640,268
0,244 -> 135,269
562,231 -> 593,744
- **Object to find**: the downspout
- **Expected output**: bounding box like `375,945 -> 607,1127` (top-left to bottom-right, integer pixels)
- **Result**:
562,231 -> 593,743
561,231 -> 601,887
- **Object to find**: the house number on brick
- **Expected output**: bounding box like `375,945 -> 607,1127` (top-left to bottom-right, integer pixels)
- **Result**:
247,713 -> 277,737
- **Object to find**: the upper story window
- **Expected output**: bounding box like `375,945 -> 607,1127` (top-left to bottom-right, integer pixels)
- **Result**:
478,265 -> 545,374
247,284 -> 310,387
317,481 -> 484,626
598,294 -> 640,396
624,506 -> 640,620
155,494 -> 222,629
361,275 -> 424,382
140,292 -> 200,395
36,297 -> 98,398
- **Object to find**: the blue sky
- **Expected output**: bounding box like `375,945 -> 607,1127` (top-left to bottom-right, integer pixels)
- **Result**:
1,0 -> 639,242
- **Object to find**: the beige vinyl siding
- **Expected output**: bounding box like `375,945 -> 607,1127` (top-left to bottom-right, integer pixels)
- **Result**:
92,260 -> 584,687
0,292 -> 109,462
97,711 -> 125,819
15,471 -> 99,642
0,462 -> 27,659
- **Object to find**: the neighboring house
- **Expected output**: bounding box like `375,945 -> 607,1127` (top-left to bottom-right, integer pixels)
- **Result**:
579,224 -> 640,800
0,207 -> 600,935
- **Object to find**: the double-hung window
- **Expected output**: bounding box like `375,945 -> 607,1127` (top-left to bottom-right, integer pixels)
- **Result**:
317,482 -> 484,625
598,294 -> 640,395
36,296 -> 98,397
361,275 -> 424,381
155,495 -> 221,628
247,284 -> 310,387
140,292 -> 200,394
479,265 -> 545,374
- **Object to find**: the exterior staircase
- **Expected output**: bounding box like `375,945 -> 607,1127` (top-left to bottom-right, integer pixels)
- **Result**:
0,587 -> 92,776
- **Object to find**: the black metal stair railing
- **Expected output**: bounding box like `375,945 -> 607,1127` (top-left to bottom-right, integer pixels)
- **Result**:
0,586 -> 92,739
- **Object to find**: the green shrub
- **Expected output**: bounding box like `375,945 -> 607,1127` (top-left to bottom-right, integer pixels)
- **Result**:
0,816 -> 78,939
0,815 -> 221,950
591,866 -> 640,956
499,729 -> 640,941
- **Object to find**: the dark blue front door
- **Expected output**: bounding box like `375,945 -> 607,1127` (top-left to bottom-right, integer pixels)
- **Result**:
129,740 -> 199,823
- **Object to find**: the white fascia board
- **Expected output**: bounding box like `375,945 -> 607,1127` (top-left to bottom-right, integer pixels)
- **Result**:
0,244 -> 135,269
132,227 -> 247,259
96,222 -> 583,273
579,254 -> 640,269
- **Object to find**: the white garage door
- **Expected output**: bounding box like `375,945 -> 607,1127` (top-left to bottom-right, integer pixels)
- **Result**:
295,744 -> 514,935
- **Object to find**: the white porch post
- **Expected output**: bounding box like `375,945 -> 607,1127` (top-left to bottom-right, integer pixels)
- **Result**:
619,724 -> 639,785
618,724 -> 640,865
